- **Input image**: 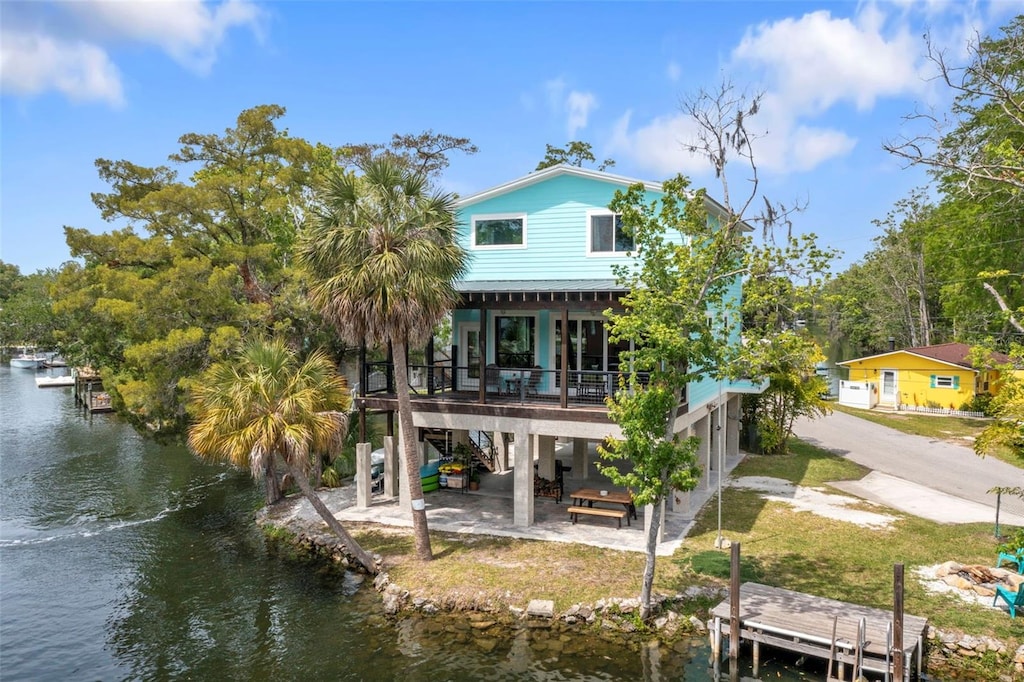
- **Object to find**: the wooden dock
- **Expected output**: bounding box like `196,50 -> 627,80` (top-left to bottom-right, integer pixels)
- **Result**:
710,582 -> 929,681
72,367 -> 113,413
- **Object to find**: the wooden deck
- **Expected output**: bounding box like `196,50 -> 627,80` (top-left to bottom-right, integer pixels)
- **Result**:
710,582 -> 929,680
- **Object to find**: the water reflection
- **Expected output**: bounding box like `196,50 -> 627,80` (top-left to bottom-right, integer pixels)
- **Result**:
3,368 -> 817,681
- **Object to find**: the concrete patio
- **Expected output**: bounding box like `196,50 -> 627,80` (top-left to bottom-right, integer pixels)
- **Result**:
309,440 -> 746,556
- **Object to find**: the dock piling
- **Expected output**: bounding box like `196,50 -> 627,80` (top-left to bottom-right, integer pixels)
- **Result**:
729,542 -> 740,659
893,563 -> 905,681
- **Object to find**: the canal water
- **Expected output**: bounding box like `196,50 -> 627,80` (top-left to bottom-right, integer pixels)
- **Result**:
0,367 -> 813,681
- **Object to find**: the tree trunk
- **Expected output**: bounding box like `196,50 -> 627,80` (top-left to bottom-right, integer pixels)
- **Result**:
279,458 -> 379,575
265,457 -> 281,505
915,251 -> 931,346
238,259 -> 270,304
392,338 -> 434,561
639,482 -> 663,621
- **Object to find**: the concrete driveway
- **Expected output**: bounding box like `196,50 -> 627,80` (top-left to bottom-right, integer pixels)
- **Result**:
793,410 -> 1024,526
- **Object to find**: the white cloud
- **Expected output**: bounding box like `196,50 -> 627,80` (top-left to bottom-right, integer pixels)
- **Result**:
0,0 -> 262,106
607,87 -> 857,178
545,77 -> 566,112
0,29 -> 124,106
731,7 -> 926,113
543,78 -> 598,139
69,0 -> 263,73
566,90 -> 597,138
607,110 -> 706,177
666,60 -> 681,82
607,4 -> 930,178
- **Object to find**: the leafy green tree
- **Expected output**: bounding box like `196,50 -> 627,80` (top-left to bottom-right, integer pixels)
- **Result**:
886,17 -> 1024,202
536,141 -> 615,171
340,130 -> 478,177
885,18 -> 1024,342
0,265 -> 63,350
90,104 -> 319,306
599,176 -> 730,620
299,157 -> 469,562
740,333 -> 831,454
187,337 -> 378,573
50,106 -> 342,434
974,343 -> 1024,462
599,82 -> 833,620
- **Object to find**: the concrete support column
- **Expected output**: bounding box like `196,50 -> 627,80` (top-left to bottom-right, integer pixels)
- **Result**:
726,396 -> 741,456
394,430 -> 411,513
513,429 -> 534,527
383,435 -> 398,499
493,431 -> 508,472
716,403 -> 726,493
673,423 -> 696,512
355,442 -> 371,509
537,434 -> 556,480
572,438 -> 588,480
696,415 -> 711,489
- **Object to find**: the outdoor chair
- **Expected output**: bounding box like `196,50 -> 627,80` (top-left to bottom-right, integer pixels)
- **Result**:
997,549 -> 1024,574
485,364 -> 501,394
993,584 -> 1023,618
526,365 -> 543,396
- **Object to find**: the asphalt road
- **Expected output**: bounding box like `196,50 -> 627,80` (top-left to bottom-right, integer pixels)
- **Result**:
793,411 -> 1023,512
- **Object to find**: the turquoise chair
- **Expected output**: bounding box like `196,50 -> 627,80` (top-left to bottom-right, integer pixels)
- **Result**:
996,549 -> 1024,574
993,585 -> 1023,618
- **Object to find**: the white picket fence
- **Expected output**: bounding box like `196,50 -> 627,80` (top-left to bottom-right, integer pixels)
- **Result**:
896,404 -> 985,418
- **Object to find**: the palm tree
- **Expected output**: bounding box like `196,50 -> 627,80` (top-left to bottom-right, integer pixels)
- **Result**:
299,157 -> 468,561
187,337 -> 378,574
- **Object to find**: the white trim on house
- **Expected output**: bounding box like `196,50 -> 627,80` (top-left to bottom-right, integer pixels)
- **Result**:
837,350 -> 979,373
585,209 -> 632,256
457,164 -> 662,208
455,164 -> 751,232
880,369 -> 898,403
469,212 -> 528,250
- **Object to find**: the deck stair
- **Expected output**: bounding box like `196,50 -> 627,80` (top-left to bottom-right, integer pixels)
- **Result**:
421,429 -> 497,472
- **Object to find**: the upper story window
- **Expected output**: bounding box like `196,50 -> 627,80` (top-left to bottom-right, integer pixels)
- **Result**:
588,212 -> 633,255
471,213 -> 526,249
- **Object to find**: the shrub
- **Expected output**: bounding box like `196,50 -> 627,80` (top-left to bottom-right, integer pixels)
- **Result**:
321,463 -> 341,488
997,527 -> 1024,554
960,394 -> 994,416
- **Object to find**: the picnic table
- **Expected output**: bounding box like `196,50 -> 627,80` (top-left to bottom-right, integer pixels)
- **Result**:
569,488 -> 637,520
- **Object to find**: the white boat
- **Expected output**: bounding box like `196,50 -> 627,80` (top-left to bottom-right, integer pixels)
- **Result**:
10,352 -> 47,369
36,375 -> 75,388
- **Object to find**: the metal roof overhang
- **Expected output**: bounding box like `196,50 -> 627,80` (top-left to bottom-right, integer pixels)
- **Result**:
455,279 -> 627,310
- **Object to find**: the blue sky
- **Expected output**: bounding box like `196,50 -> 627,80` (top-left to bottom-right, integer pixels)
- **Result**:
2,0 -> 1021,275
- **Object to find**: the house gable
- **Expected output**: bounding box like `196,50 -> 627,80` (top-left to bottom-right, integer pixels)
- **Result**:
457,170 -> 666,282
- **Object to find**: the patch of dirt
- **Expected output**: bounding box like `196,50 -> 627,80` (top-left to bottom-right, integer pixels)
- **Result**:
730,476 -> 898,529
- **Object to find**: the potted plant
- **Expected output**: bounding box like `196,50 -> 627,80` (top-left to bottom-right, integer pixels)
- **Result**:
468,467 -> 480,491
449,443 -> 472,489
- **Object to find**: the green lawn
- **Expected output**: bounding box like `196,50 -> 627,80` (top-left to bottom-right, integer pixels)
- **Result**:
681,440 -> 1020,643
349,437 -> 1020,680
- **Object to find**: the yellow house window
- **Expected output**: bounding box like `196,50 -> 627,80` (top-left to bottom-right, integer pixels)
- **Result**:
931,375 -> 959,389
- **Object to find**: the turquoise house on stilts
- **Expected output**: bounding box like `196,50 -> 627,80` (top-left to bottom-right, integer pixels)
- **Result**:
356,164 -> 765,541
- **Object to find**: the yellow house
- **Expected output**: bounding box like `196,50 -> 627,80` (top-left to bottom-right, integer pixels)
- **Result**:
838,342 -> 1009,410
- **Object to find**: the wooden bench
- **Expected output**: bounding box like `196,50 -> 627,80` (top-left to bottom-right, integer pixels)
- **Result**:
567,505 -> 627,528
